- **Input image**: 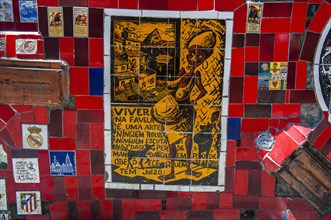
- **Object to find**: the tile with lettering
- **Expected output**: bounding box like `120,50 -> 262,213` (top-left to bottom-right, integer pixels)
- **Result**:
0,145 -> 7,170
22,124 -> 48,150
16,191 -> 41,215
19,0 -> 38,23
0,179 -> 7,211
13,158 -> 40,183
49,151 -> 76,176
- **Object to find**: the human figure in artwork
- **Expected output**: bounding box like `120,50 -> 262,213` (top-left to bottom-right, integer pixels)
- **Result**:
152,30 -> 221,181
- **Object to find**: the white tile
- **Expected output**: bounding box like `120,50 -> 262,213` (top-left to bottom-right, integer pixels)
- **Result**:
105,182 -> 140,190
220,139 -> 227,152
103,56 -> 111,94
225,20 -> 233,59
22,124 -> 48,150
180,11 -> 218,19
105,165 -> 112,182
221,97 -> 229,116
13,158 -> 40,183
104,15 -> 111,56
218,152 -> 226,185
104,130 -> 112,164
222,59 -> 231,97
314,64 -> 328,111
105,9 -> 142,17
142,10 -> 180,18
154,184 -> 190,191
218,12 -> 234,20
140,184 -> 154,190
190,185 -> 224,192
104,95 -> 111,130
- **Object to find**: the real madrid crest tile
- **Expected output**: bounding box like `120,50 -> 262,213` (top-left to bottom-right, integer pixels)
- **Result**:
49,151 -> 76,176
16,191 -> 42,215
22,124 -> 48,150
12,158 -> 40,183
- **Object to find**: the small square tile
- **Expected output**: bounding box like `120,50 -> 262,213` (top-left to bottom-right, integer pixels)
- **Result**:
50,151 -> 77,176
22,124 -> 48,150
16,191 -> 42,215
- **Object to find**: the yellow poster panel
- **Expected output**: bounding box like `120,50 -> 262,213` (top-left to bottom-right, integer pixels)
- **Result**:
73,7 -> 88,37
111,17 -> 225,185
48,7 -> 63,37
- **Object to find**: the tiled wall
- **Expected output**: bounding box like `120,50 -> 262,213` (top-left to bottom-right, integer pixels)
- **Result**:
0,0 -> 331,219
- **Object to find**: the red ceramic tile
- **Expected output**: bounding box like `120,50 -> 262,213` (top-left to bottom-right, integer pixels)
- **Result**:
34,106 -> 48,124
6,177 -> 15,203
11,133 -> 22,149
44,38 -> 59,59
19,111 -> 35,123
70,67 -> 89,95
240,132 -> 255,147
234,170 -> 248,195
77,123 -> 90,149
89,9 -> 104,38
261,18 -> 291,33
0,104 -> 15,122
139,0 -> 168,10
233,34 -> 245,48
289,210 -> 318,220
89,38 -> 104,67
0,118 -> 6,131
215,0 -> 243,12
290,3 -> 308,33
214,209 -> 240,220
50,202 -> 68,220
90,150 -> 104,175
118,0 -> 138,9
231,48 -> 245,76
219,193 -> 233,208
248,170 -> 261,196
307,2 -> 331,33
289,90 -> 316,103
90,123 -> 104,150
38,151 -> 50,176
59,38 -> 74,67
0,128 -> 15,148
76,96 -> 103,109
206,193 -> 219,209
245,47 -> 259,62
37,40 -> 44,55
233,4 -> 247,33
313,126 -> 331,150
259,197 -> 287,210
233,195 -> 259,209
89,0 -> 118,8
259,34 -> 274,61
198,0 -> 213,10
256,210 -> 284,220
226,140 -> 236,167
271,104 -> 300,118
168,0 -> 197,10
63,177 -> 78,200
54,177 -> 66,200
228,104 -> 244,117
92,175 -> 105,199
166,198 -> 192,210
261,171 -> 275,197
6,115 -> 20,133
295,62 -> 307,89
26,216 -> 49,220
5,35 -> 16,57
268,131 -> 299,164
273,33 -> 289,61
241,119 -> 269,132
63,110 -> 77,137
76,150 -> 91,176
100,200 -> 113,220
136,199 -> 162,212
160,210 -> 187,220
49,110 -> 63,137
300,31 -> 320,62
229,77 -> 243,103
63,7 -> 73,37
287,197 -> 315,211
192,193 -> 206,210
37,0 -> 58,6
263,3 -> 293,17
12,105 -> 33,113
178,192 -> 192,198
236,148 -> 259,161
225,167 -> 235,192
122,199 -> 135,220
59,0 -> 87,6
78,176 -> 92,200
77,110 -> 104,123
78,201 -> 91,220
243,76 -> 258,104
49,137 -> 76,150
284,124 -> 307,144
75,38 -> 89,66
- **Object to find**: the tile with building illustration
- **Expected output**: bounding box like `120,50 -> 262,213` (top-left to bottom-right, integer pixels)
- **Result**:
16,39 -> 38,54
48,7 -> 63,37
22,124 -> 48,150
0,179 -> 7,211
246,2 -> 263,33
19,0 -> 38,23
73,7 -> 88,37
16,191 -> 41,215
0,0 -> 13,22
49,151 -> 76,176
13,158 -> 40,183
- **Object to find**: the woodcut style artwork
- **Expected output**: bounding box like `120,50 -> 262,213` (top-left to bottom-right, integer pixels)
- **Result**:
48,7 -> 63,37
109,16 -> 226,187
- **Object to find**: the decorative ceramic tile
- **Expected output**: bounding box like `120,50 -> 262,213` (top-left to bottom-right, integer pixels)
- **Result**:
104,10 -> 232,191
16,39 -> 37,54
16,191 -> 41,215
0,38 -> 5,51
13,158 -> 40,183
48,7 -> 64,37
73,7 -> 88,37
0,179 -> 7,210
246,2 -> 263,33
49,151 -> 76,176
0,212 -> 8,220
0,145 -> 7,170
22,124 -> 48,150
19,0 -> 38,23
0,0 -> 13,22
258,62 -> 288,90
